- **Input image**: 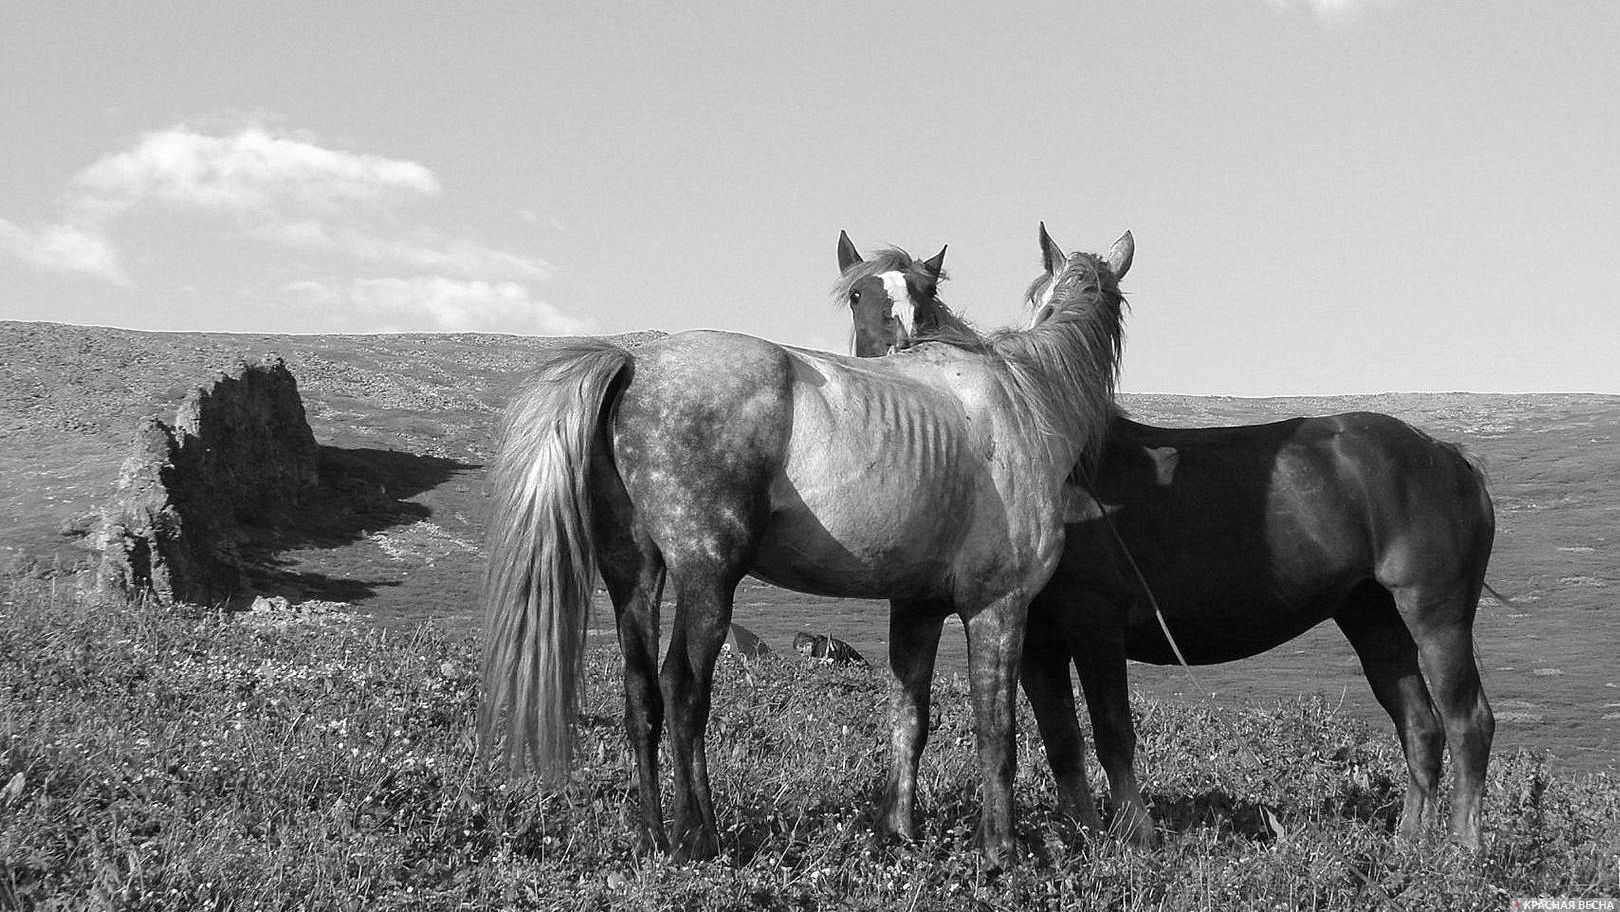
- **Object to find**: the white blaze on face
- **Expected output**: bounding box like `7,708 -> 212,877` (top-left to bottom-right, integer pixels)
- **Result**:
879,271 -> 918,349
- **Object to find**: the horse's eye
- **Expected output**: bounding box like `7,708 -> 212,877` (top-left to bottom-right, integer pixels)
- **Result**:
850,290 -> 861,301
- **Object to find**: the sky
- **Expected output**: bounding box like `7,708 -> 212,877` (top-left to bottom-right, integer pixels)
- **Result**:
1,1 -> 1615,395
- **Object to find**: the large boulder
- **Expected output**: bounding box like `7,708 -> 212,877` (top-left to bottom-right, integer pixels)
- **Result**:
95,356 -> 320,604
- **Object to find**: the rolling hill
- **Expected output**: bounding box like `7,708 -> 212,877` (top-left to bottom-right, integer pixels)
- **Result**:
2,320 -> 1616,771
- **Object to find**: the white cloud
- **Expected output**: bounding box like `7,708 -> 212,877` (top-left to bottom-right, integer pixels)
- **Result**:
1265,0 -> 1389,17
1,125 -> 564,316
72,126 -> 439,216
282,276 -> 596,335
0,218 -> 129,285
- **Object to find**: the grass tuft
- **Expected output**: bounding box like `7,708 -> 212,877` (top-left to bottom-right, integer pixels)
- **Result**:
2,578 -> 1617,909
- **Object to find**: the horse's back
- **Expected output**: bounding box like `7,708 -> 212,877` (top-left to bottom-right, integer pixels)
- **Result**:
605,330 -> 1000,598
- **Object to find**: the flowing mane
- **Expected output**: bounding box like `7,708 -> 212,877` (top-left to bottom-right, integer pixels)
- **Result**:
905,250 -> 1128,467
991,252 -> 1126,466
907,303 -> 985,351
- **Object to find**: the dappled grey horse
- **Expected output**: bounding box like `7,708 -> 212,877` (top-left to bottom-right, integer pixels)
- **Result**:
481,234 -> 1130,867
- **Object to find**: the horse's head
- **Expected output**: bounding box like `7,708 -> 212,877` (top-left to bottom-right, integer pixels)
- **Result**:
833,230 -> 949,356
1024,222 -> 1133,327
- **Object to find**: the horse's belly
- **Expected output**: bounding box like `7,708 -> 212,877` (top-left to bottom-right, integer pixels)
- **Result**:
1122,597 -> 1329,664
753,478 -> 971,599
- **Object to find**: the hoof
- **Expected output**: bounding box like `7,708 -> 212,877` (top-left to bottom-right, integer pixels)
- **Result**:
876,819 -> 920,846
670,829 -> 720,864
974,824 -> 1021,872
1113,807 -> 1159,849
976,843 -> 1018,874
632,827 -> 671,858
876,800 -> 920,845
1449,830 -> 1485,853
1056,796 -> 1107,836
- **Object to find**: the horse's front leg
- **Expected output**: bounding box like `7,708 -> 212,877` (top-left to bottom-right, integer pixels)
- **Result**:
964,593 -> 1032,870
880,598 -> 946,843
1020,594 -> 1104,833
1070,608 -> 1156,847
591,461 -> 671,856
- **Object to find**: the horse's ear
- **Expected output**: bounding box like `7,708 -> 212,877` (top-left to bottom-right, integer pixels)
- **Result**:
1106,231 -> 1134,280
916,245 -> 947,297
837,230 -> 862,274
1039,221 -> 1066,276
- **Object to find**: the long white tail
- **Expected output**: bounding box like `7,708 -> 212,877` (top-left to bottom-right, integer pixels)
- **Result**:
480,341 -> 633,780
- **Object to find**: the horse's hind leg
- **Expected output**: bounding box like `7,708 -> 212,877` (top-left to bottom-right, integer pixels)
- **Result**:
599,538 -> 667,855
1395,581 -> 1494,849
880,598 -> 946,843
1334,585 -> 1445,841
659,564 -> 742,862
592,453 -> 670,855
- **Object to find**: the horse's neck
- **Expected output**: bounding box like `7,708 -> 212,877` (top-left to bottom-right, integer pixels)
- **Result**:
913,299 -> 1123,479
1013,319 -> 1123,474
918,304 -> 981,349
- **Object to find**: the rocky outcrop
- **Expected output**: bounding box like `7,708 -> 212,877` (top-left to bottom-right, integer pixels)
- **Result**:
95,357 -> 320,604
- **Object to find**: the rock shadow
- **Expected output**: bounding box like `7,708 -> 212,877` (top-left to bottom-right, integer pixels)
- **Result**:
232,445 -> 479,605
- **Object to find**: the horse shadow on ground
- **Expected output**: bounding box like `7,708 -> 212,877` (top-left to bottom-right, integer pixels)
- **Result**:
804,778 -> 1407,867
1144,781 -> 1403,843
231,445 -> 479,605
1010,782 -> 1404,865
491,764 -> 1409,867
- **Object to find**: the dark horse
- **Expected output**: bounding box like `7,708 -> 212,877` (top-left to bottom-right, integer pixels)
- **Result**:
839,226 -> 1497,848
481,235 -> 1130,868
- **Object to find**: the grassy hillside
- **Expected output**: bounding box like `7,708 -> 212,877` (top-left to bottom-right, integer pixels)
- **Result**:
2,320 -> 1617,773
2,579 -> 1616,910
3,321 -> 1619,907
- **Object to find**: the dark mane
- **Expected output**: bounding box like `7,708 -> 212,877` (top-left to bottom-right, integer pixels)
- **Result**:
828,246 -> 949,306
911,306 -> 990,352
